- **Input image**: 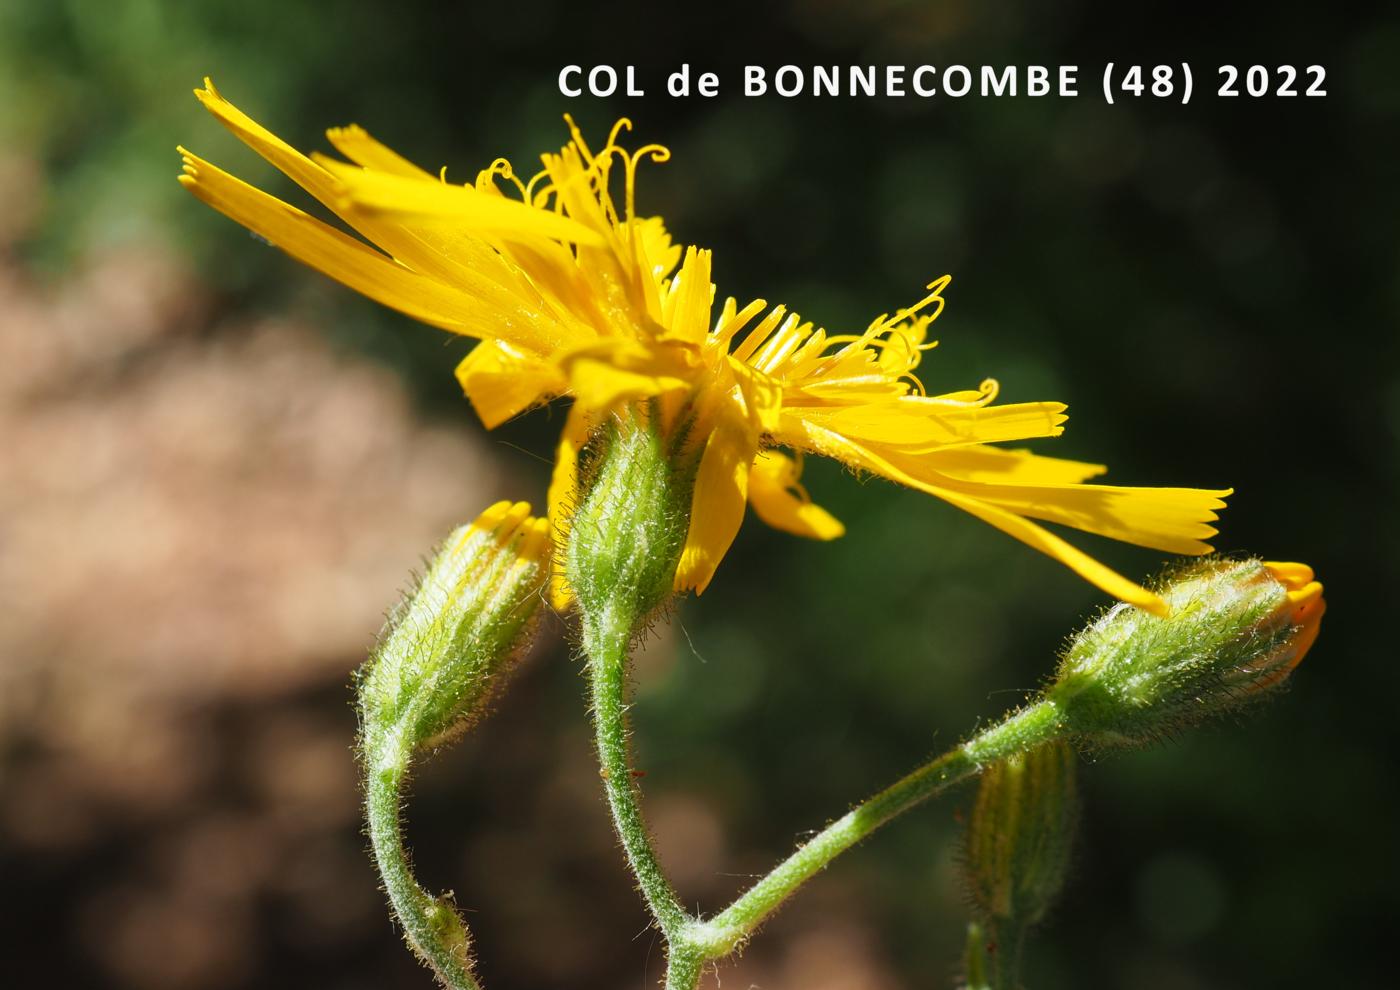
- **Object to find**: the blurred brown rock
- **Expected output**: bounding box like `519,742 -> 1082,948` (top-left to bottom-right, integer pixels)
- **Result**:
0,215 -> 510,986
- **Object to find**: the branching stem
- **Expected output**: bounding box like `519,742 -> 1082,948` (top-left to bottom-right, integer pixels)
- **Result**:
707,700 -> 1066,946
579,589 -> 1069,990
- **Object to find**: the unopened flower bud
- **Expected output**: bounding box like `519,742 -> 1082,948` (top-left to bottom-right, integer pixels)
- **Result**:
359,500 -> 551,756
964,740 -> 1078,929
1050,558 -> 1325,746
566,415 -> 695,626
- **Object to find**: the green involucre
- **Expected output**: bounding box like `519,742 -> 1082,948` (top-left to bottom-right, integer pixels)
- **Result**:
1051,557 -> 1300,746
360,517 -> 547,756
566,413 -> 697,628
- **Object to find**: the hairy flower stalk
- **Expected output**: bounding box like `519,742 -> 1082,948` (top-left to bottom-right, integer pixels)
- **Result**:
359,502 -> 551,990
566,412 -> 698,950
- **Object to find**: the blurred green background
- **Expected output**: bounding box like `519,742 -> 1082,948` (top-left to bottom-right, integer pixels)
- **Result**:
3,2 -> 1396,988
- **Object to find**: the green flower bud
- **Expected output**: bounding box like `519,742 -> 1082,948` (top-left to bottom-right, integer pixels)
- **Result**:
566,412 -> 696,626
1050,558 -> 1325,747
964,740 -> 1078,929
359,500 -> 551,756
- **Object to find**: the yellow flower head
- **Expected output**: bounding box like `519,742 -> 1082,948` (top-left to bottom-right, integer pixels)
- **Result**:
179,79 -> 1231,615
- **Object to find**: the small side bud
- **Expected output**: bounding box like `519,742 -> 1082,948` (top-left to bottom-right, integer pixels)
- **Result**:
360,500 -> 551,756
1050,558 -> 1325,746
566,413 -> 695,626
964,740 -> 1078,930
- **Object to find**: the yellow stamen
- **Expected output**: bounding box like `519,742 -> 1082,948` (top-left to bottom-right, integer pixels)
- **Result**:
625,144 -> 671,223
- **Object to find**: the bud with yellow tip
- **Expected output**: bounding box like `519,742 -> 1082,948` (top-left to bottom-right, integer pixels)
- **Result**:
359,500 -> 551,757
1050,558 -> 1325,747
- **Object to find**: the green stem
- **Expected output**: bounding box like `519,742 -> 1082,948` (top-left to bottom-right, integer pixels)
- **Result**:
366,740 -> 480,990
989,920 -> 1028,990
663,944 -> 706,990
584,606 -> 691,939
705,700 -> 1067,949
964,920 -> 992,990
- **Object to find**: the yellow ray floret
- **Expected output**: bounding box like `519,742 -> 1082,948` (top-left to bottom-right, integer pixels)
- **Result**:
180,81 -> 1232,614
